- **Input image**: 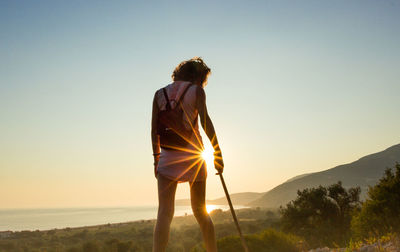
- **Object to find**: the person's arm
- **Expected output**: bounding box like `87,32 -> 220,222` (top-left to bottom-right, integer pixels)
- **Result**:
151,91 -> 161,178
196,86 -> 224,173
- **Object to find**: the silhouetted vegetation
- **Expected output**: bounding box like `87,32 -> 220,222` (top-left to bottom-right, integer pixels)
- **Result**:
280,181 -> 361,248
351,163 -> 400,239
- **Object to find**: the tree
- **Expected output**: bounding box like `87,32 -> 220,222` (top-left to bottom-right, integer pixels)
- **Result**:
351,163 -> 400,238
280,181 -> 361,248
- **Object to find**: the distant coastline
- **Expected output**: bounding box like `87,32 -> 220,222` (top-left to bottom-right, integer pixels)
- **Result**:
0,205 -> 245,232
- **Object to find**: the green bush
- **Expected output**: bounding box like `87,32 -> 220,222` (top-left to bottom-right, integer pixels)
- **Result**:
280,181 -> 361,248
351,163 -> 400,239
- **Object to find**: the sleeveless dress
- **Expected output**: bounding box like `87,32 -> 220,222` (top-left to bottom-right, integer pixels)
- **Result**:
155,81 -> 207,183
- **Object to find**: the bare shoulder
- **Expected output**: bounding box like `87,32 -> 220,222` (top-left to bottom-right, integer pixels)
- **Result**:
193,85 -> 206,111
154,87 -> 163,96
193,85 -> 205,99
153,87 -> 164,102
152,88 -> 164,111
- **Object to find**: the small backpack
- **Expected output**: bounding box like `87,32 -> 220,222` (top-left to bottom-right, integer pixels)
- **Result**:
157,83 -> 198,150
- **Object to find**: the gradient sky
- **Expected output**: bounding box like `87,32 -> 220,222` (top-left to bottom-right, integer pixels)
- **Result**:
1,0 -> 399,208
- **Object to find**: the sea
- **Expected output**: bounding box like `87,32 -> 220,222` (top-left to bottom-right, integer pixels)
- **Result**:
0,205 -> 244,232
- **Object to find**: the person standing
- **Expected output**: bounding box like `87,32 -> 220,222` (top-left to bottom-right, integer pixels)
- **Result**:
151,57 -> 224,252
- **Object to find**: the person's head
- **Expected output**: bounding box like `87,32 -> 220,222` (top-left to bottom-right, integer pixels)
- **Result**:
172,57 -> 211,88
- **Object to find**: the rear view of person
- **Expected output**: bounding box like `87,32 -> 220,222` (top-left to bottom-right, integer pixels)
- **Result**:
151,57 -> 224,252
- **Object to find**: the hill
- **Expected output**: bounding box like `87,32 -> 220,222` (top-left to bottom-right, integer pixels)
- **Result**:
248,143 -> 400,208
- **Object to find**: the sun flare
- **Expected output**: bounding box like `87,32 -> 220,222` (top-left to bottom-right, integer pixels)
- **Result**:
201,145 -> 214,168
206,204 -> 218,213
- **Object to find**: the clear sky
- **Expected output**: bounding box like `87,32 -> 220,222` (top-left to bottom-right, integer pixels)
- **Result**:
1,0 -> 399,208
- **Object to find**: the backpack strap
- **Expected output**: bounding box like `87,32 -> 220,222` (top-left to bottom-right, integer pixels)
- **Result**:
163,83 -> 194,110
162,88 -> 171,110
176,83 -> 194,105
178,83 -> 198,127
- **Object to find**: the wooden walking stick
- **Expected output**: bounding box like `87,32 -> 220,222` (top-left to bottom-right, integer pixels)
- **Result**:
216,172 -> 250,252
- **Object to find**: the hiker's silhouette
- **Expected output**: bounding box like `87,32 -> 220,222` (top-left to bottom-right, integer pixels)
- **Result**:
151,57 -> 223,252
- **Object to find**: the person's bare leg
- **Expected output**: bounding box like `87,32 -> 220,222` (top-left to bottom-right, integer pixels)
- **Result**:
153,175 -> 177,252
190,180 -> 217,252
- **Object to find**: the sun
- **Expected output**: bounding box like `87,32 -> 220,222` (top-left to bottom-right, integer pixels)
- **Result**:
201,144 -> 215,168
206,204 -> 218,213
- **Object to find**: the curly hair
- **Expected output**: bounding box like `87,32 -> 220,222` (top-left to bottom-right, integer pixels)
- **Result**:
172,57 -> 211,86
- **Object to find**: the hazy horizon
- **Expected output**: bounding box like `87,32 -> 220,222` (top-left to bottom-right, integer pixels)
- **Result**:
1,0 -> 400,208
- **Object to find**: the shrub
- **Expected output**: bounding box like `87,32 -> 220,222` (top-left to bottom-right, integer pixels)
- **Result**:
280,181 -> 361,248
351,163 -> 400,239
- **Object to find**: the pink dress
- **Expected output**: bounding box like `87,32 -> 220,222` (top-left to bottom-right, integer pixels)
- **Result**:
155,81 -> 207,183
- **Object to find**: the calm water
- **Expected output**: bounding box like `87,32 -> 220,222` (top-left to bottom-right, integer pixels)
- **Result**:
0,205 -> 241,231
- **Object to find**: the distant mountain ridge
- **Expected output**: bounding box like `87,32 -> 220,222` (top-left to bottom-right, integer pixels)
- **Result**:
248,143 -> 400,208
